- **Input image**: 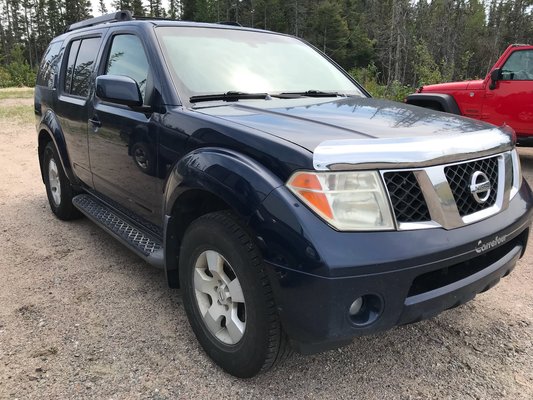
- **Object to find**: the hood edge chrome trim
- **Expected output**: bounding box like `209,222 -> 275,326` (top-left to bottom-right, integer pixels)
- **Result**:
313,128 -> 513,171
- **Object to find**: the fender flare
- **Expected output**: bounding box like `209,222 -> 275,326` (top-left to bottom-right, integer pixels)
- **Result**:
405,93 -> 462,115
37,110 -> 77,184
162,147 -> 285,287
163,147 -> 284,216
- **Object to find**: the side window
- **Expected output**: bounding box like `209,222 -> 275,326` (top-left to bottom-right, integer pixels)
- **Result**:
64,37 -> 101,97
37,42 -> 63,88
501,50 -> 533,81
105,35 -> 150,101
64,40 -> 80,94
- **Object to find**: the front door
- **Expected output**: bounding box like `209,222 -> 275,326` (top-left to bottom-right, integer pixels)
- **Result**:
88,32 -> 162,225
483,49 -> 533,137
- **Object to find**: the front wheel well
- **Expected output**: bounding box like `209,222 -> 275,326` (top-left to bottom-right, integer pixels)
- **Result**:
405,93 -> 461,114
165,189 -> 233,288
407,99 -> 444,111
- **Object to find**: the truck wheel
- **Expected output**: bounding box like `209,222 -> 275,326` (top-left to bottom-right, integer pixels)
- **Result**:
179,211 -> 290,378
43,142 -> 81,220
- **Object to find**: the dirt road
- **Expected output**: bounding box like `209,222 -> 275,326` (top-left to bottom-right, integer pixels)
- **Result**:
1,98 -> 532,399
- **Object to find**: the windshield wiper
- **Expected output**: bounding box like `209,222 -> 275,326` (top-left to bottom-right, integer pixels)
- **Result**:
190,91 -> 271,103
189,90 -> 350,103
276,90 -> 347,98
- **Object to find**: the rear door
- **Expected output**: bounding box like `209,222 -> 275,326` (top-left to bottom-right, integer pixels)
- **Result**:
56,33 -> 105,186
88,29 -> 162,225
483,49 -> 533,137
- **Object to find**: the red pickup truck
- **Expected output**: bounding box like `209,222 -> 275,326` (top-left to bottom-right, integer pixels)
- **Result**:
406,44 -> 533,145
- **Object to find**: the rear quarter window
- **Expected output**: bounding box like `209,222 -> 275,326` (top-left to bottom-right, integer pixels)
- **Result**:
37,42 -> 63,88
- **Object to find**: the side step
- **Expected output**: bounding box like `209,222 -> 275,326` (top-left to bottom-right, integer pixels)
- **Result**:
72,194 -> 164,268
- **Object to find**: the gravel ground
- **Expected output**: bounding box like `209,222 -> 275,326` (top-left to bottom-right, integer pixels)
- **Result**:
0,98 -> 532,399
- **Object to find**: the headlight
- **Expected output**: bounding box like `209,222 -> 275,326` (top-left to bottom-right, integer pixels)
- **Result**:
286,170 -> 395,231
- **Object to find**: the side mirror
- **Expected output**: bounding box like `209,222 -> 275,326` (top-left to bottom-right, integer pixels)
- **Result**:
95,75 -> 142,107
489,68 -> 501,90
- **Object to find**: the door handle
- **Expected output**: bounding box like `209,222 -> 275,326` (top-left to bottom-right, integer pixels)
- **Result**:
89,117 -> 101,127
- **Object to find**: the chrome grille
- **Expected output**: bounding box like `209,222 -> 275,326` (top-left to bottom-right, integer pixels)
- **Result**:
444,157 -> 499,216
384,171 -> 430,223
380,152 -> 512,231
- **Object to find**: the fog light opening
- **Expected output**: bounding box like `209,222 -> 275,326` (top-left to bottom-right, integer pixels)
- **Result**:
348,294 -> 382,326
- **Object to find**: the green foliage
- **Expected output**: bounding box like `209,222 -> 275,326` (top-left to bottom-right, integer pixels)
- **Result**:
65,0 -> 92,26
1,46 -> 36,87
413,41 -> 442,86
349,64 -> 412,101
0,67 -> 14,88
383,81 -> 413,102
131,0 -> 145,16
349,62 -> 380,85
309,1 -> 350,61
6,62 -> 35,87
1,0 -> 532,96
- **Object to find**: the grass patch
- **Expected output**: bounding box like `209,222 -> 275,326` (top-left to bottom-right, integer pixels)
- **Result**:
0,105 -> 34,123
0,87 -> 34,99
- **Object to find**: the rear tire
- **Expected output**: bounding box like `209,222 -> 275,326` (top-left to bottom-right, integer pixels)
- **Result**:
43,142 -> 81,220
179,211 -> 291,378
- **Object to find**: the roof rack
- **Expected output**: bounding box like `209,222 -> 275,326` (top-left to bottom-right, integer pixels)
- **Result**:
134,15 -> 178,22
65,10 -> 133,32
217,21 -> 243,27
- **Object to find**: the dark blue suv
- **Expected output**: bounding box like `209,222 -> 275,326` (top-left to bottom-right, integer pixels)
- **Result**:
35,11 -> 533,378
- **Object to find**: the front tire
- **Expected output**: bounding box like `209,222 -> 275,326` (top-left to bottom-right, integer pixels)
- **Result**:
179,211 -> 290,378
43,142 -> 81,220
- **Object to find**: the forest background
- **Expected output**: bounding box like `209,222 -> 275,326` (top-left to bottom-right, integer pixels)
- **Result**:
1,0 -> 532,100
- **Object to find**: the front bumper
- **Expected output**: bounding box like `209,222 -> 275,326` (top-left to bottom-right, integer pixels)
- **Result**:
252,181 -> 533,354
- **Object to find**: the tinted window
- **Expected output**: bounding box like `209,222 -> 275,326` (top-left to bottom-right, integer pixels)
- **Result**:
37,42 -> 63,88
64,40 -> 80,94
502,50 -> 533,81
105,35 -> 150,101
64,37 -> 101,97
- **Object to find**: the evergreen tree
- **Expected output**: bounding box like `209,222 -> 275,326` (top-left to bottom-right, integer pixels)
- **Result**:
168,0 -> 181,19
46,0 -> 63,37
1,0 -> 532,91
98,0 -> 107,14
65,0 -> 92,25
132,0 -> 145,16
112,0 -> 132,12
149,0 -> 163,17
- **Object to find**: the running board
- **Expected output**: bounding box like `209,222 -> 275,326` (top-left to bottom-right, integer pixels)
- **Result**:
72,194 -> 164,269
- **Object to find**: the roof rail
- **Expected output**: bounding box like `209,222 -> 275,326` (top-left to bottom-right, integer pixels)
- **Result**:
65,10 -> 133,32
134,16 -> 178,22
217,21 -> 243,27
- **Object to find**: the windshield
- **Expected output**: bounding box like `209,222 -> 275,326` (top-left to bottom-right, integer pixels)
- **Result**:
155,26 -> 365,99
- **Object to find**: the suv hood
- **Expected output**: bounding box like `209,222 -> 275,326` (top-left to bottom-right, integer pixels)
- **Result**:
194,97 -> 498,153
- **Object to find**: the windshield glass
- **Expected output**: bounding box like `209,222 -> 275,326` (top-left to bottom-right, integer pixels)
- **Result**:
156,26 -> 364,99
